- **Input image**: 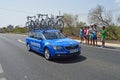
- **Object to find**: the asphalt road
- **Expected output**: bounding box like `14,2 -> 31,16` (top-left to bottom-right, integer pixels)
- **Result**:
0,33 -> 120,80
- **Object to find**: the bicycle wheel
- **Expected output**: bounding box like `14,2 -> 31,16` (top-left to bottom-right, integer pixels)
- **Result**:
40,19 -> 47,29
25,22 -> 29,28
56,19 -> 64,30
25,22 -> 31,31
34,19 -> 40,29
30,20 -> 35,31
48,19 -> 54,29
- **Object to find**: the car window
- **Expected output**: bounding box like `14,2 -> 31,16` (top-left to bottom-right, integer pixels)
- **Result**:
29,32 -> 35,38
34,32 -> 44,40
43,32 -> 66,40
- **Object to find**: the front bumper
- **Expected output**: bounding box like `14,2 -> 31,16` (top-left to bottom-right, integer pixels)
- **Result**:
54,51 -> 81,58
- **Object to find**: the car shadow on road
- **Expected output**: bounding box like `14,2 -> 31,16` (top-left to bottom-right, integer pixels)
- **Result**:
50,55 -> 87,64
30,51 -> 87,64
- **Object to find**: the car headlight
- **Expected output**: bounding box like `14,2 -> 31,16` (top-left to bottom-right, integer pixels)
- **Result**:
53,46 -> 63,50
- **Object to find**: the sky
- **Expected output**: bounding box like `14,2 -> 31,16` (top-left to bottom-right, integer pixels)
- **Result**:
0,0 -> 120,27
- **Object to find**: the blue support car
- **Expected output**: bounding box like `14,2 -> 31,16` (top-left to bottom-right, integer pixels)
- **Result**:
26,29 -> 81,60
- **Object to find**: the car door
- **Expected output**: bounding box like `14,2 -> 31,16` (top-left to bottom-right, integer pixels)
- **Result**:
33,32 -> 44,53
27,32 -> 36,51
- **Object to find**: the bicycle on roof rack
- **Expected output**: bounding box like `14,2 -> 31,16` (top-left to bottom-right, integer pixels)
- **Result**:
47,15 -> 64,31
25,16 -> 36,31
37,14 -> 48,29
25,13 -> 64,31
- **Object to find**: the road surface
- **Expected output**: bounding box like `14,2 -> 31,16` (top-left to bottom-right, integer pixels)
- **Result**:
0,33 -> 120,80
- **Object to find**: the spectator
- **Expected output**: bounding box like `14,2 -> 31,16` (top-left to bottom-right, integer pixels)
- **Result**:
79,26 -> 84,43
84,26 -> 87,44
89,25 -> 94,45
93,24 -> 98,46
86,26 -> 90,45
101,26 -> 107,48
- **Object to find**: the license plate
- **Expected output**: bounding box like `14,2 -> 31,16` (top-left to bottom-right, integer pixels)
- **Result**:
70,49 -> 78,53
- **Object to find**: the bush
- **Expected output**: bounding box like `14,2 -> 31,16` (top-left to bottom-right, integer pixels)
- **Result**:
13,27 -> 28,34
106,26 -> 120,41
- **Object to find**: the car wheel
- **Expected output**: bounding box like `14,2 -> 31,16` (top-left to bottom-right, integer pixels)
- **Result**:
27,44 -> 31,51
44,48 -> 51,60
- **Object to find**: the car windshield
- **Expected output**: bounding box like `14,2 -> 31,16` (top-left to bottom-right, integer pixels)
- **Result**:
43,32 -> 66,40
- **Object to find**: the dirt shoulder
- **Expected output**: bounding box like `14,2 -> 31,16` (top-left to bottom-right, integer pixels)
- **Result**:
69,36 -> 120,48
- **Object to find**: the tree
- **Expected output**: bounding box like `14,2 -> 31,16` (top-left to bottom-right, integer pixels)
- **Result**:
7,25 -> 14,32
76,21 -> 87,27
13,26 -> 28,33
2,27 -> 8,33
88,5 -> 112,26
116,15 -> 120,25
63,13 -> 79,35
107,26 -> 120,41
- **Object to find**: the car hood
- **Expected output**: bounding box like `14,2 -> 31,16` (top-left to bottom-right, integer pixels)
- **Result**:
47,38 -> 79,46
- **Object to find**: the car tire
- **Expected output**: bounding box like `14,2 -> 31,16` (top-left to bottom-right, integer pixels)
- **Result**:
27,44 -> 31,51
44,48 -> 51,60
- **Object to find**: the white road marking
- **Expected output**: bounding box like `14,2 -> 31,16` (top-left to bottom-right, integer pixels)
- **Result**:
24,75 -> 27,79
0,36 -> 6,39
0,64 -> 7,80
18,39 -> 25,44
0,78 -> 6,80
0,64 -> 3,74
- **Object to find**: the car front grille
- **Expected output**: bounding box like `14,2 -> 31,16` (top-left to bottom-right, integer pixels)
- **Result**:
65,45 -> 79,50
